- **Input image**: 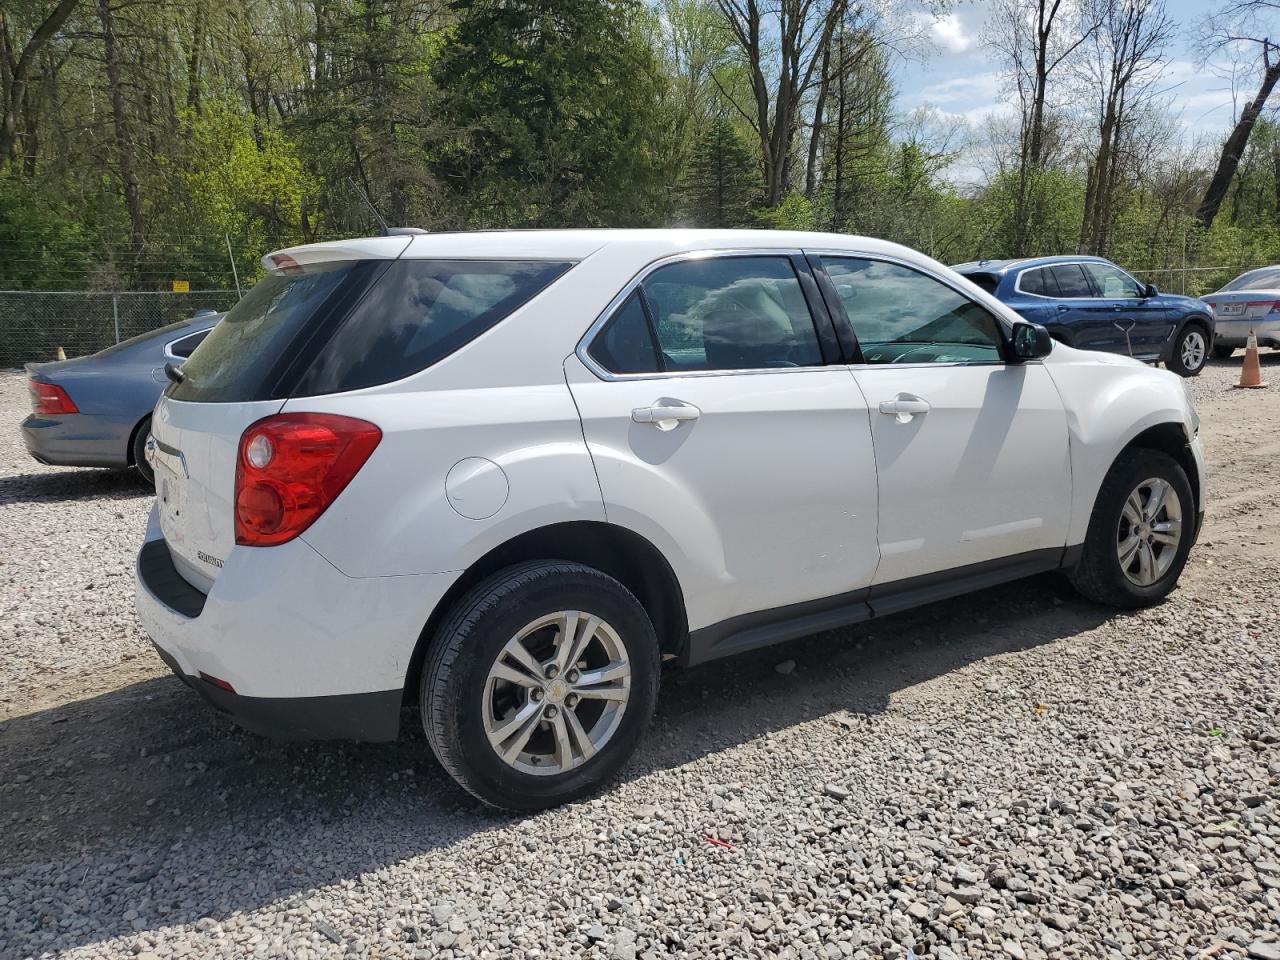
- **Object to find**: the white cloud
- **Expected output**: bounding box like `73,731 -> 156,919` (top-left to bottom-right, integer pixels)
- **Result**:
902,72 -> 1003,108
928,13 -> 974,53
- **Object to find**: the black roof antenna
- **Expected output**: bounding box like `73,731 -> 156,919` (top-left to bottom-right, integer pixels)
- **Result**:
346,177 -> 428,237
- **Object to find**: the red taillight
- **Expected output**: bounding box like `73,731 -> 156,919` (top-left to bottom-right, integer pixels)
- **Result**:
234,413 -> 381,547
198,672 -> 236,694
28,379 -> 78,415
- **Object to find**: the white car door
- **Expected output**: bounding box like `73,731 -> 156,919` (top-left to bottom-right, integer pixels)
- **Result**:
812,253 -> 1072,593
566,252 -> 880,640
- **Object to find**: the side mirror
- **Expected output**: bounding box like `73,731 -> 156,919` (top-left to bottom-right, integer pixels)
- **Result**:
1143,282 -> 1158,298
1012,321 -> 1053,360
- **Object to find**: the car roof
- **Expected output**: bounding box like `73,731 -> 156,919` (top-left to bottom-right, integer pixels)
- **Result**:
264,229 -> 936,271
952,255 -> 1114,275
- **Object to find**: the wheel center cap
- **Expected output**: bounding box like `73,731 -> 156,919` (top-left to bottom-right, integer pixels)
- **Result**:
1138,523 -> 1151,539
545,679 -> 568,703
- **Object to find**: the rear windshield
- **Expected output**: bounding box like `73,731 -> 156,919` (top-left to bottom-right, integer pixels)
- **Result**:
961,272 -> 999,295
168,258 -> 571,402
169,260 -> 362,402
1222,267 -> 1280,291
93,320 -> 190,359
292,259 -> 572,395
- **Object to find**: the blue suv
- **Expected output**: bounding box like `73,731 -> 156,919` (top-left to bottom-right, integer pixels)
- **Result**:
951,256 -> 1215,377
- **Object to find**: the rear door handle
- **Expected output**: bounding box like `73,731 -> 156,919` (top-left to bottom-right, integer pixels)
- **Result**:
878,395 -> 931,423
632,399 -> 701,431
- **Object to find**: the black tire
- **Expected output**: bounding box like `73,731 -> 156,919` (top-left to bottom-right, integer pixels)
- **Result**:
422,561 -> 660,810
1067,449 -> 1194,608
131,416 -> 154,487
1212,343 -> 1236,360
1168,323 -> 1209,377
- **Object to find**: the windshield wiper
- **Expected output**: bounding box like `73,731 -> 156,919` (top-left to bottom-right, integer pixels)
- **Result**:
163,362 -> 185,385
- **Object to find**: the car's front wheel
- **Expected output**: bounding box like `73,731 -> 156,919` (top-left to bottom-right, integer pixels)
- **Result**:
1169,324 -> 1209,377
1068,449 -> 1194,608
422,561 -> 660,810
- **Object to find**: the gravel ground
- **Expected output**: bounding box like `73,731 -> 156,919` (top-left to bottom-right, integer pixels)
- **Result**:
1,358 -> 1279,960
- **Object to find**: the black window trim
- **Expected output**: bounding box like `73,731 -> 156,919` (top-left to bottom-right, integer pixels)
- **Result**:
807,249 -> 1018,367
578,249 -> 842,381
1014,259 -> 1145,301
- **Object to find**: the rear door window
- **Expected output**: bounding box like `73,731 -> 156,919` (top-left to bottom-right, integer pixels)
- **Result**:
1018,267 -> 1058,297
1049,264 -> 1095,298
293,259 -> 572,395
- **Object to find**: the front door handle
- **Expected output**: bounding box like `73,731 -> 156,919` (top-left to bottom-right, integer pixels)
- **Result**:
879,395 -> 931,423
632,399 -> 701,431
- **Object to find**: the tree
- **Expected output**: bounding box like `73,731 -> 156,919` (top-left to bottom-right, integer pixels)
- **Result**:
680,115 -> 757,226
1077,0 -> 1174,255
431,0 -> 671,227
712,0 -> 850,207
987,0 -> 1099,253
1195,1 -> 1280,228
0,0 -> 80,165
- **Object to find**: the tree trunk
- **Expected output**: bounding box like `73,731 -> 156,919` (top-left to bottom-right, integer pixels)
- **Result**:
1196,46 -> 1280,229
0,0 -> 80,164
97,0 -> 145,254
805,42 -> 830,200
187,0 -> 204,112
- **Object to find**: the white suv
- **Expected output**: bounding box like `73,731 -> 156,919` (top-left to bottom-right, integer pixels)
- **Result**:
136,230 -> 1205,809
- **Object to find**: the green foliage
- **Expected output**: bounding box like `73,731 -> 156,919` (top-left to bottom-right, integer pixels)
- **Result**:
679,117 -> 758,226
431,0 -> 674,227
176,101 -> 313,283
756,193 -> 817,231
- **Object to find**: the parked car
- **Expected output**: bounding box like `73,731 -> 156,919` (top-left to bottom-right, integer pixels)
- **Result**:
22,310 -> 222,485
135,231 -> 1205,810
951,256 -> 1215,377
1200,265 -> 1280,358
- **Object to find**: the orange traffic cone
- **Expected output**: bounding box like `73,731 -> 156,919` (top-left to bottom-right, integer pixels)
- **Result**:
1236,330 -> 1268,389
55,346 -> 66,361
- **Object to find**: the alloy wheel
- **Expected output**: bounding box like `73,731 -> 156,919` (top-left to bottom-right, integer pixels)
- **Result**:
482,611 -> 631,776
1181,330 -> 1206,371
1116,476 -> 1183,586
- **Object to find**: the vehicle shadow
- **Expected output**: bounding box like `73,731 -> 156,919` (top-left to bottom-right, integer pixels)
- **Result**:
0,467 -> 152,505
0,572 -> 1111,954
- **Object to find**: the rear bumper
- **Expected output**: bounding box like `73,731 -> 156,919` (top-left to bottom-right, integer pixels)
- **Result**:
1214,317 -> 1280,347
150,640 -> 403,740
21,412 -> 133,468
134,505 -> 456,741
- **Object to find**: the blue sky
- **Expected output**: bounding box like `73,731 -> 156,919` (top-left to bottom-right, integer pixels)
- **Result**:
896,0 -> 1255,183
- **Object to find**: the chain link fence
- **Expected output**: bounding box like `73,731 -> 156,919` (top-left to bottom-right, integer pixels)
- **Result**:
0,290 -> 240,368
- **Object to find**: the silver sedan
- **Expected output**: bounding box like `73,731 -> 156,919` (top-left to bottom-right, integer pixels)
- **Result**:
21,311 -> 221,485
1202,266 -> 1280,358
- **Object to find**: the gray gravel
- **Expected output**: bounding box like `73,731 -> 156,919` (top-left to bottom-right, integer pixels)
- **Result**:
2,356 -> 1280,960
0,372 -> 154,715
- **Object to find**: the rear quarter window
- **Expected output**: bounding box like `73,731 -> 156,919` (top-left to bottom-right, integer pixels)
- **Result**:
292,259 -> 572,395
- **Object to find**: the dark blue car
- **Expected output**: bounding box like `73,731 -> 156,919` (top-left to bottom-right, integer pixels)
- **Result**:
951,256 -> 1215,377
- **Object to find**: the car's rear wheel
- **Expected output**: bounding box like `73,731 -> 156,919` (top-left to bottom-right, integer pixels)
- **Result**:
131,416 -> 154,487
1212,343 -> 1236,360
1169,324 -> 1208,377
1068,449 -> 1194,608
422,561 -> 659,810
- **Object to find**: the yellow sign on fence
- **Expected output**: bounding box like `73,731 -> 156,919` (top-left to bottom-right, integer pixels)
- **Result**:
171,279 -> 190,293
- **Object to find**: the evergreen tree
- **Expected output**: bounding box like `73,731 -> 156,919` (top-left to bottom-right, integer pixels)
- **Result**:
431,0 -> 672,227
680,117 -> 757,227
